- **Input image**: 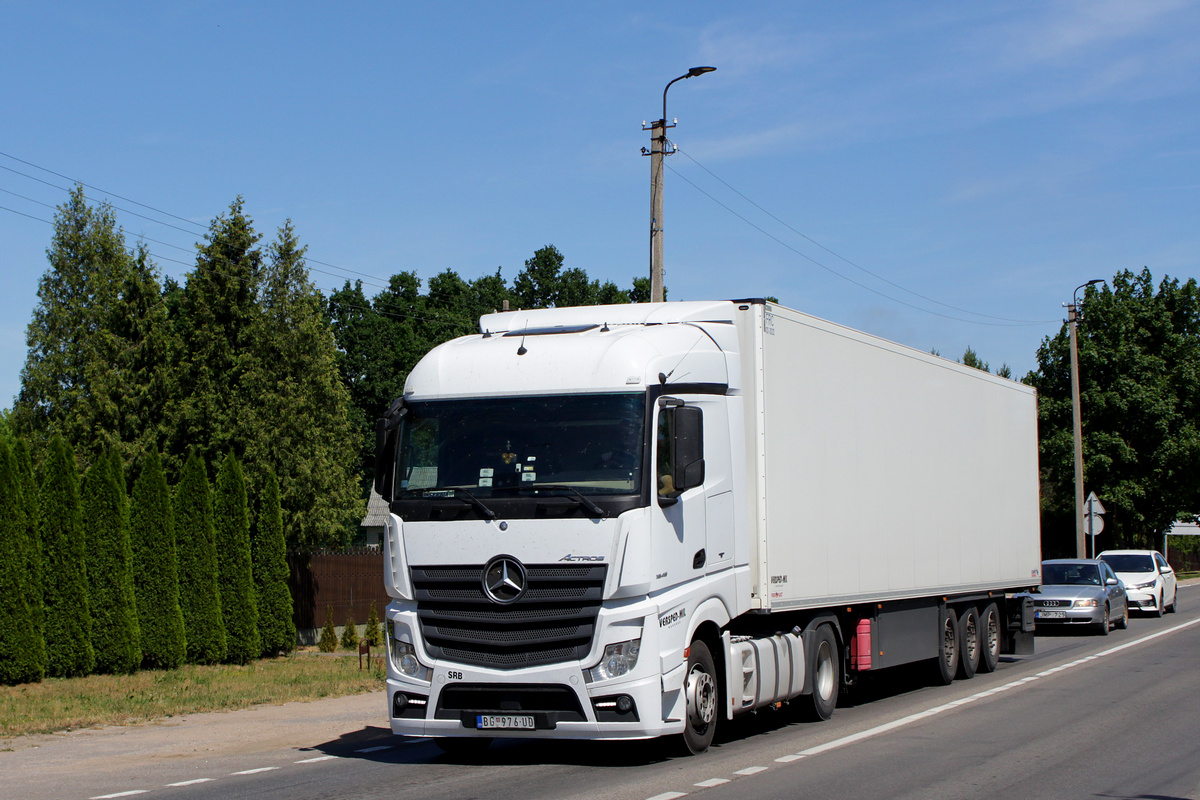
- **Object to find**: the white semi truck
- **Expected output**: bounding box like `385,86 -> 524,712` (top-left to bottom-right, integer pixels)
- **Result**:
374,300 -> 1041,754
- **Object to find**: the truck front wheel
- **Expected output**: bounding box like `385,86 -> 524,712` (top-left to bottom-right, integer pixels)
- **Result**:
679,640 -> 718,754
803,625 -> 839,721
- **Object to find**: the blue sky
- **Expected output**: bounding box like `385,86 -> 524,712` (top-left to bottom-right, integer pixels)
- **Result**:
3,2 -> 1199,409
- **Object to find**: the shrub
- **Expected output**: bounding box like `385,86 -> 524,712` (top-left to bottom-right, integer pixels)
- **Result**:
364,604 -> 383,647
318,606 -> 337,652
340,611 -> 359,652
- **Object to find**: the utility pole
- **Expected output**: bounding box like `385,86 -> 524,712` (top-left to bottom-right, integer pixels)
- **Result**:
643,67 -> 715,303
1069,279 -> 1104,558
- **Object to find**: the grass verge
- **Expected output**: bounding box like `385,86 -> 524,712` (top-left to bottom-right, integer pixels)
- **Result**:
0,652 -> 384,739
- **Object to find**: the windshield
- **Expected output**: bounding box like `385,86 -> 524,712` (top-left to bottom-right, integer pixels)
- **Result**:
395,393 -> 645,498
1100,554 -> 1155,573
1043,563 -> 1102,586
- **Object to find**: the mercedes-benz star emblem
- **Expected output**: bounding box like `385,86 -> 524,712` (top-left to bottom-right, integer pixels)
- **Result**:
482,555 -> 527,604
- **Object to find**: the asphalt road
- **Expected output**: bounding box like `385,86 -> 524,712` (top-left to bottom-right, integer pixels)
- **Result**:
6,584 -> 1199,800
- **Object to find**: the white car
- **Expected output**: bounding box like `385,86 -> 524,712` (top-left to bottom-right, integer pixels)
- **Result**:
1098,550 -> 1178,616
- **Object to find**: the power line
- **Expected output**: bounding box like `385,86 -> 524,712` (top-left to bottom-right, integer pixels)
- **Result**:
671,148 -> 1058,327
0,203 -> 475,332
0,152 -> 400,292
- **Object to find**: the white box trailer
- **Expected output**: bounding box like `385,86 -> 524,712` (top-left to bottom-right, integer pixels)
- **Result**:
374,300 -> 1041,755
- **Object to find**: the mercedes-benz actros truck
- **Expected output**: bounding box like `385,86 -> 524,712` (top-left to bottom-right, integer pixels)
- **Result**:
373,299 -> 1040,754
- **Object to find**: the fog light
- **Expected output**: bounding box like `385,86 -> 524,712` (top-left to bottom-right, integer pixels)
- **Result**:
616,695 -> 633,713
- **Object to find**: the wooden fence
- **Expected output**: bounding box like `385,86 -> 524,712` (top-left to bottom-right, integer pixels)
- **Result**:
287,549 -> 390,645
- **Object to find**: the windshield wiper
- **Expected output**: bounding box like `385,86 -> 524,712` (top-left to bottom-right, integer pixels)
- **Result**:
520,484 -> 609,519
411,487 -> 497,519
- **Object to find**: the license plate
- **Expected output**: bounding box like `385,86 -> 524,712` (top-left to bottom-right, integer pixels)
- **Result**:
1036,611 -> 1066,619
477,714 -> 535,730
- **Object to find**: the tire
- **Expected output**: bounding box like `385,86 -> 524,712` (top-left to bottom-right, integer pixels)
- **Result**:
930,606 -> 959,686
978,603 -> 1001,674
803,625 -> 840,722
1153,592 -> 1164,618
434,736 -> 493,757
1166,588 -> 1177,614
678,640 -> 719,755
1096,604 -> 1110,635
1115,601 -> 1129,630
957,607 -> 980,680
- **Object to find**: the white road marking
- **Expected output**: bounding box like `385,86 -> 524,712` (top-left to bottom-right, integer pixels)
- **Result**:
797,615 -> 1200,760
646,793 -> 689,800
734,766 -> 768,775
355,745 -> 393,753
90,793 -> 148,799
230,767 -> 281,775
165,778 -> 214,787
694,778 -> 730,787
775,754 -> 805,763
295,755 -> 338,763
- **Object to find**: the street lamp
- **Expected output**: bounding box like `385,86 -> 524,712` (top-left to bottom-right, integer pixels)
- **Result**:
644,66 -> 716,303
1069,278 -> 1105,558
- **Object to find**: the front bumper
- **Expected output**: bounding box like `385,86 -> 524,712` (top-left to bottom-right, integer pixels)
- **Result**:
1033,606 -> 1106,626
1125,590 -> 1160,610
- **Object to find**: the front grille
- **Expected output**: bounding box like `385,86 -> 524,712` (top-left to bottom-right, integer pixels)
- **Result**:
1035,599 -> 1068,608
435,683 -> 587,727
412,563 -> 606,669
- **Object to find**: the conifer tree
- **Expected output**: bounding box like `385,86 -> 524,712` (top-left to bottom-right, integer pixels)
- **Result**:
0,440 -> 45,685
14,188 -> 171,466
175,451 -> 226,664
130,449 -> 186,669
83,450 -> 140,674
242,222 -> 363,548
13,439 -> 46,672
167,198 -> 263,476
39,435 -> 94,677
254,468 -> 295,656
214,451 -> 259,664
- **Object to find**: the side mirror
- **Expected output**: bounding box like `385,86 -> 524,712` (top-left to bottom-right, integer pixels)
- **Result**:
1106,577 -> 1118,586
374,399 -> 406,501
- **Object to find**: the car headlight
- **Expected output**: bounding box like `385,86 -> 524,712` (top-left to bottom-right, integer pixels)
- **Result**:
388,621 -> 431,681
1074,599 -> 1099,607
1132,580 -> 1157,590
587,639 -> 641,682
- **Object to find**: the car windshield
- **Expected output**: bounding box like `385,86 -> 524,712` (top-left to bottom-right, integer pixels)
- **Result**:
395,393 -> 645,497
1043,563 -> 1102,586
1100,554 -> 1155,573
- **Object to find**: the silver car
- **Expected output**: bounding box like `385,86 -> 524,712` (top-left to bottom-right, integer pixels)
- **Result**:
1029,559 -> 1129,635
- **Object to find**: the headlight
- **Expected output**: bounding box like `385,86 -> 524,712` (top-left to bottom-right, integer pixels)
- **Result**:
388,621 -> 430,681
1132,580 -> 1157,590
587,639 -> 641,682
1074,599 -> 1099,607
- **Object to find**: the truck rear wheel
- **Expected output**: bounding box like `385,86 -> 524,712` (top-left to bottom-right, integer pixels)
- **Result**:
930,607 -> 959,686
679,640 -> 718,754
803,625 -> 840,721
956,607 -> 980,680
978,603 -> 1001,673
